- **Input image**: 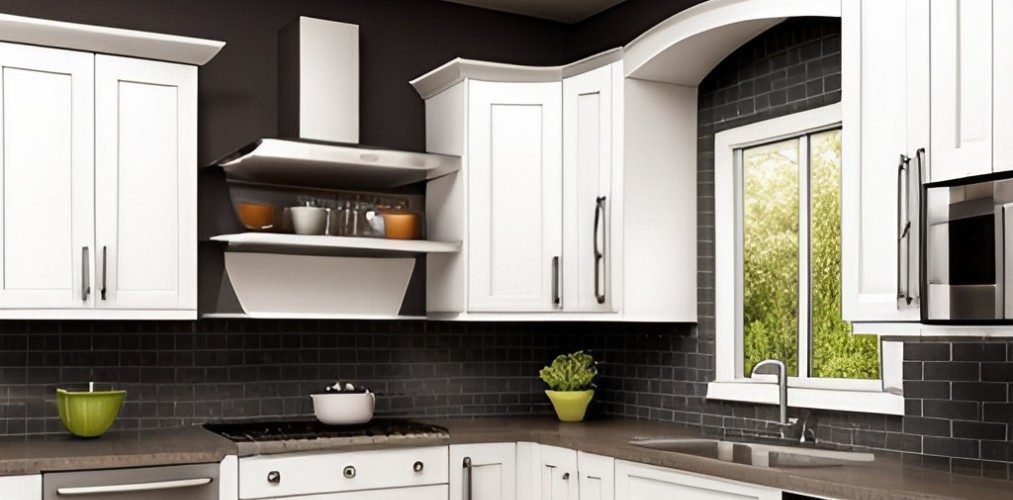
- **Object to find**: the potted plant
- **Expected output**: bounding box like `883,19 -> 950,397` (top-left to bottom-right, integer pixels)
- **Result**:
539,350 -> 597,422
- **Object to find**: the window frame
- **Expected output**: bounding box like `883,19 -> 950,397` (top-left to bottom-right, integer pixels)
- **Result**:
708,103 -> 904,415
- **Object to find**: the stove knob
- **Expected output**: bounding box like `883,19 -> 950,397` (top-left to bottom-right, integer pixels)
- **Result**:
343,465 -> 356,479
413,461 -> 424,473
267,471 -> 281,485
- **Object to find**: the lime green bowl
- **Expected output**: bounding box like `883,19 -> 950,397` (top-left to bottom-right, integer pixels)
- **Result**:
56,389 -> 126,438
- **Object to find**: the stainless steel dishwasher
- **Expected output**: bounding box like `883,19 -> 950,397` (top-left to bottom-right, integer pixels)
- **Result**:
43,463 -> 218,500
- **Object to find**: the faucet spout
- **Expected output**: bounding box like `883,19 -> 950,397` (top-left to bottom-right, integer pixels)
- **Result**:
751,359 -> 788,424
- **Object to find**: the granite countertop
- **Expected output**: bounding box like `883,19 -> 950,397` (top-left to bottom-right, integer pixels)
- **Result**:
1,417 -> 1010,500
0,427 -> 235,476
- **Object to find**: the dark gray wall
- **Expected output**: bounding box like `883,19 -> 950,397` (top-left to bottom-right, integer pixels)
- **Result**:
565,0 -> 704,60
0,0 -> 569,164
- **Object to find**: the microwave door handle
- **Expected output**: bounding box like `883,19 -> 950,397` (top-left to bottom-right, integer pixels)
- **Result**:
910,148 -> 925,304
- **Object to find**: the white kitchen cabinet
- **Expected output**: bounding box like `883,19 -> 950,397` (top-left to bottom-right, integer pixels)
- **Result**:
841,0 -> 927,324
563,63 -> 620,313
0,17 -> 219,319
995,1 -> 1013,174
539,445 -> 578,500
467,80 -> 562,312
576,452 -> 614,500
450,443 -> 516,500
614,460 -> 779,500
95,54 -> 197,312
0,474 -> 41,500
0,42 -> 94,310
930,0 -> 993,181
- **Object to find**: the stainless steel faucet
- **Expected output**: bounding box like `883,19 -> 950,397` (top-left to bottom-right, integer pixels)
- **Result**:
751,359 -> 788,424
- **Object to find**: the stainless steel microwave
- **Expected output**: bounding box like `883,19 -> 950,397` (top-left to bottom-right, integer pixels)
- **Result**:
923,173 -> 1013,322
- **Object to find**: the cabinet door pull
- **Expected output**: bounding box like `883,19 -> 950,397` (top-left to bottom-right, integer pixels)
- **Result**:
81,246 -> 90,301
462,457 -> 473,500
100,246 -> 108,300
552,256 -> 562,309
896,154 -> 911,305
909,148 -> 925,305
593,196 -> 607,304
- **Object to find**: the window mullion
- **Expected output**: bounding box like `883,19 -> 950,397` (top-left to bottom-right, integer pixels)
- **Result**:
797,135 -> 811,380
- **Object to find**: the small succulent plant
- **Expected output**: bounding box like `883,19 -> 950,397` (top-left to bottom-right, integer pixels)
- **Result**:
539,351 -> 597,392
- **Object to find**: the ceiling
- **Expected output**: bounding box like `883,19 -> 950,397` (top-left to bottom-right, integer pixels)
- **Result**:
438,0 -> 626,23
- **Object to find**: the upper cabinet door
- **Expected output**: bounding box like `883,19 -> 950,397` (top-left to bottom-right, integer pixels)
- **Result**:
467,80 -> 562,312
841,0 -> 927,323
0,42 -> 94,309
994,1 -> 1013,173
930,0 -> 993,182
563,64 -> 615,313
94,55 -> 197,311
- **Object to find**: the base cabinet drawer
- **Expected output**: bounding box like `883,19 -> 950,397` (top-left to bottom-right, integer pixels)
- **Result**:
291,484 -> 449,500
239,446 -> 449,499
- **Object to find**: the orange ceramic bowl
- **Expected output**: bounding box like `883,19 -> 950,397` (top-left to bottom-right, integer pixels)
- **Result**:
237,202 -> 275,230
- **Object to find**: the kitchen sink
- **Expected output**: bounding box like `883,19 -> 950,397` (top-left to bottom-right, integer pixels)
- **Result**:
630,438 -> 875,468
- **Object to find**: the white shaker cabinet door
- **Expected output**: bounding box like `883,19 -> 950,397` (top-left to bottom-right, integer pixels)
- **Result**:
994,0 -> 1013,173
467,80 -> 562,312
577,452 -> 614,500
538,445 -> 578,500
930,0 -> 993,181
840,0 -> 927,323
450,443 -> 517,500
0,42 -> 94,310
563,63 -> 617,313
614,461 -> 779,500
94,55 -> 197,311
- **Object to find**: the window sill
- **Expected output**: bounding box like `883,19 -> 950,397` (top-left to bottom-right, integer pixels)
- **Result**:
706,381 -> 905,416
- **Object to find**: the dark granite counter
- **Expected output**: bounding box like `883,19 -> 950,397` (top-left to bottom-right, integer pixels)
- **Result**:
1,417 -> 1009,500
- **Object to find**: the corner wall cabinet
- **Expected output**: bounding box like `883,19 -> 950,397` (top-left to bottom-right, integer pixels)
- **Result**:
0,18 -> 221,320
414,54 -> 697,322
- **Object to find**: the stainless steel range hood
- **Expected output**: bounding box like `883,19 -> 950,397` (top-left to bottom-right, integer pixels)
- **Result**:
212,16 -> 458,189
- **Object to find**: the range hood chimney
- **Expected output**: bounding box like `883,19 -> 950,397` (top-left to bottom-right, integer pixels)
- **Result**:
278,17 -> 359,144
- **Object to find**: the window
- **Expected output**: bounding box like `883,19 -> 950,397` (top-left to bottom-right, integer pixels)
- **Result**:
710,104 -> 904,415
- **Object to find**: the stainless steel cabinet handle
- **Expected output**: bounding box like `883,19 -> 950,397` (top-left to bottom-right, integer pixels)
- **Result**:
267,471 -> 281,485
910,148 -> 925,304
413,461 -> 424,472
896,154 -> 911,305
343,465 -> 356,479
56,478 -> 212,496
81,246 -> 90,301
100,246 -> 108,300
593,196 -> 607,304
552,256 -> 562,309
463,457 -> 473,500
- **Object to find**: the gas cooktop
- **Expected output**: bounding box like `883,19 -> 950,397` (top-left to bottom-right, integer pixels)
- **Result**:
203,419 -> 448,443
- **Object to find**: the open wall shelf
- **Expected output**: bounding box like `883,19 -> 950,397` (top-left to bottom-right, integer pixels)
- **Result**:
214,139 -> 461,190
210,233 -> 461,257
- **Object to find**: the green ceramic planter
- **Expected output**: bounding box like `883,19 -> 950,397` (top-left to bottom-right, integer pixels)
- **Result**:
545,389 -> 594,422
56,389 -> 126,438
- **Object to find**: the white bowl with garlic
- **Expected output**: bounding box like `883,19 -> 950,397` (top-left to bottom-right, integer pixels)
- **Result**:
311,382 -> 375,425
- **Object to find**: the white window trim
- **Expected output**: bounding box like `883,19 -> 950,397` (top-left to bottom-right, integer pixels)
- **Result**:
708,103 -> 904,416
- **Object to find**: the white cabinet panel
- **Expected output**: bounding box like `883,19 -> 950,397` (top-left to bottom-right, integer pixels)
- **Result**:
538,445 -> 578,500
563,64 -> 615,313
995,0 -> 1013,173
467,80 -> 562,312
0,474 -> 42,500
841,0 -> 926,323
930,0 -> 993,181
0,42 -> 93,310
95,55 -> 196,311
577,452 -> 614,500
284,484 -> 448,500
615,461 -> 779,500
450,443 -> 516,500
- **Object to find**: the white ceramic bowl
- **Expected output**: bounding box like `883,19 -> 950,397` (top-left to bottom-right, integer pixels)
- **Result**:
311,391 -> 375,425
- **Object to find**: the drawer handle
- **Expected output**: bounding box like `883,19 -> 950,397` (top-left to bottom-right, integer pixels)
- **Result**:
267,471 -> 280,485
56,478 -> 212,496
562,472 -> 570,480
413,461 -> 424,473
343,465 -> 356,479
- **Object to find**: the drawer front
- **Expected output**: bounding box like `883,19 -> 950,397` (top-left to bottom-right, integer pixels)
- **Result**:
239,446 -> 449,499
291,484 -> 448,500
